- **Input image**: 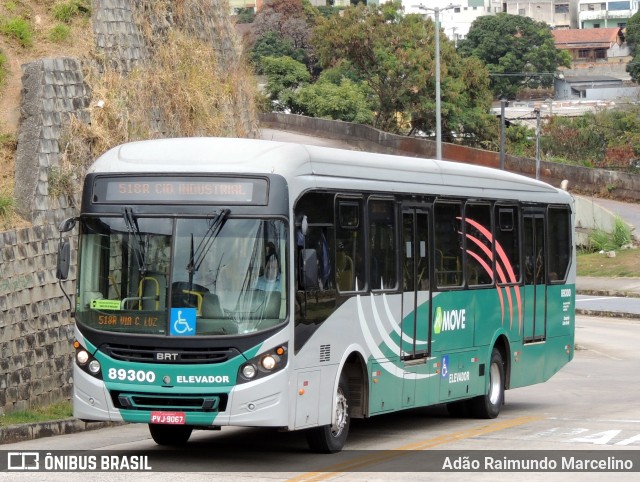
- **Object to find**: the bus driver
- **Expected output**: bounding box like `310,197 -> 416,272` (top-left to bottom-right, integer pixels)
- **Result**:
256,243 -> 281,291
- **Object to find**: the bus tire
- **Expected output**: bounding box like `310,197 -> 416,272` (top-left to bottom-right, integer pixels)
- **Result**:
306,374 -> 350,453
470,348 -> 504,419
148,424 -> 193,446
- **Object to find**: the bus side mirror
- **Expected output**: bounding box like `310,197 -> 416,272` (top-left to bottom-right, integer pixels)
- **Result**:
56,239 -> 71,280
59,217 -> 77,233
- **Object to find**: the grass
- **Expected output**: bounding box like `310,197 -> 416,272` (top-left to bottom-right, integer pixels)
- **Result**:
48,23 -> 71,43
0,16 -> 34,48
577,247 -> 640,278
0,401 -> 72,426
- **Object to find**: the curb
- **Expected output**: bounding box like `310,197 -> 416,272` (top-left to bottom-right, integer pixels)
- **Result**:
0,419 -> 123,445
576,289 -> 640,299
575,309 -> 640,320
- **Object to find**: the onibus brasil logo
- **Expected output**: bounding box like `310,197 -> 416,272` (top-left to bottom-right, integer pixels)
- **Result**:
433,306 -> 466,334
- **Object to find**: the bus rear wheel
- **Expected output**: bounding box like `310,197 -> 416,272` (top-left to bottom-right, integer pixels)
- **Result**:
306,374 -> 350,453
469,347 -> 504,419
148,424 -> 193,446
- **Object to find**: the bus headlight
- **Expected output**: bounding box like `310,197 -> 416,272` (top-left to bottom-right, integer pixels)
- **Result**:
76,350 -> 89,365
261,355 -> 276,370
242,364 -> 257,379
73,340 -> 103,380
88,359 -> 101,375
237,344 -> 288,384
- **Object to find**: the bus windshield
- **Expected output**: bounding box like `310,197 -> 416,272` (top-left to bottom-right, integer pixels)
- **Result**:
75,215 -> 287,336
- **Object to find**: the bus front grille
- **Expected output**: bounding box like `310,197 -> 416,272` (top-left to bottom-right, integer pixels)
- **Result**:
111,391 -> 228,412
101,344 -> 237,364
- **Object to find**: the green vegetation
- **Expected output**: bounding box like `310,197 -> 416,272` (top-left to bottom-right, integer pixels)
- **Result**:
51,0 -> 91,23
585,217 -> 633,253
0,16 -> 34,47
0,401 -> 73,426
577,248 -> 640,278
48,165 -> 76,203
48,23 -> 71,43
458,13 -> 571,98
626,11 -> 640,82
540,108 -> 640,172
0,190 -> 14,226
0,48 -> 7,87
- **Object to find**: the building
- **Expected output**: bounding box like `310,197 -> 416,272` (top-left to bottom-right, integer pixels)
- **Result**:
578,0 -> 639,29
505,1 -> 579,28
403,0 -> 504,41
552,27 -> 629,62
554,74 -> 640,99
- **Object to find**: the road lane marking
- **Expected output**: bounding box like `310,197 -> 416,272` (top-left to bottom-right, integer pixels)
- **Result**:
287,415 -> 541,481
576,297 -> 625,302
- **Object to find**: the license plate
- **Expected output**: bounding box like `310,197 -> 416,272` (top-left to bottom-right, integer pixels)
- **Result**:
150,411 -> 186,424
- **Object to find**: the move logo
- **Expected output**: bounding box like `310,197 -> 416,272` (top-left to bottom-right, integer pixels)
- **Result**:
433,306 -> 467,334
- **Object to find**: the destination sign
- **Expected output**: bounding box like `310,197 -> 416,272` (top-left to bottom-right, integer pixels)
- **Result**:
92,176 -> 268,205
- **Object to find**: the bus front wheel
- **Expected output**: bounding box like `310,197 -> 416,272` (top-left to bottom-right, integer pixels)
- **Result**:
148,424 -> 193,446
470,347 -> 504,419
306,374 -> 350,453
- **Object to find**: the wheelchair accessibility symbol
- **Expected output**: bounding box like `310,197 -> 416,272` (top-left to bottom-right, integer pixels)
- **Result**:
170,308 -> 196,336
441,355 -> 449,378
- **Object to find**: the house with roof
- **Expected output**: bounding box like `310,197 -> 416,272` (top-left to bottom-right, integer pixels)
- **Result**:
552,27 -> 630,64
552,27 -> 640,99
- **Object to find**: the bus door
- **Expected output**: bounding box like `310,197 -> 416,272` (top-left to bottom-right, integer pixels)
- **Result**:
401,206 -> 431,361
523,210 -> 546,342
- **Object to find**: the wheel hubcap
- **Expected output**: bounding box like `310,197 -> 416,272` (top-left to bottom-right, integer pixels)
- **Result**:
331,387 -> 348,437
489,362 -> 501,405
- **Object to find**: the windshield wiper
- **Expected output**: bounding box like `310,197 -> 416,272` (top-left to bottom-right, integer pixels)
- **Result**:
186,208 -> 230,283
124,207 -> 148,276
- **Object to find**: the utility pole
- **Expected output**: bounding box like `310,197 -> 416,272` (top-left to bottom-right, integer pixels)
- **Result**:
500,99 -> 506,170
416,3 -> 460,160
534,107 -> 541,180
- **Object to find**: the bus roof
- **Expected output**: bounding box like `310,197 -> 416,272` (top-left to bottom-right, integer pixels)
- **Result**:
88,137 -> 570,204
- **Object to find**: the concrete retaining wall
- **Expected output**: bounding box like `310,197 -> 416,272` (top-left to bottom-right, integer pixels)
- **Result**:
260,113 -> 640,201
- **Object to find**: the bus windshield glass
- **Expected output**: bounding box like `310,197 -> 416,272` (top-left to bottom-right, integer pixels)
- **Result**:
75,215 -> 287,336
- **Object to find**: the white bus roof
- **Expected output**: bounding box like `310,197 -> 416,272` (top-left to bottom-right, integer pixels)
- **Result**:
88,137 -> 570,204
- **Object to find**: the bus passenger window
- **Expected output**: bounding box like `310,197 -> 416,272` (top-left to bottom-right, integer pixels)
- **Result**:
369,199 -> 397,290
434,201 -> 463,288
547,206 -> 571,283
336,199 -> 365,291
495,205 -> 520,284
464,203 -> 493,286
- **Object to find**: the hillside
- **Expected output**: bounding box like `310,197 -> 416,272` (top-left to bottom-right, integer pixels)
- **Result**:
0,1 -> 94,226
0,0 -> 258,229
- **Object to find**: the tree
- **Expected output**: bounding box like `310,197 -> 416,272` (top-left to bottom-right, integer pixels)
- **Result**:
626,11 -> 640,82
260,56 -> 311,111
457,13 -> 571,98
248,0 -> 320,72
292,71 -> 375,123
250,32 -> 307,72
312,2 -> 495,141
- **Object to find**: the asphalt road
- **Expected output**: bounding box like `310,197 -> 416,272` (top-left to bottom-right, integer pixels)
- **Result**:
589,197 -> 640,236
576,294 -> 640,317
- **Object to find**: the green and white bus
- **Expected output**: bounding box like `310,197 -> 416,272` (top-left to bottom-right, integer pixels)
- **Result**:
56,137 -> 575,452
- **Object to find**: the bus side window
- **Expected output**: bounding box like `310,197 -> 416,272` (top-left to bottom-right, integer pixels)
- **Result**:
464,203 -> 493,286
369,198 -> 397,291
434,201 -> 463,288
336,198 -> 365,292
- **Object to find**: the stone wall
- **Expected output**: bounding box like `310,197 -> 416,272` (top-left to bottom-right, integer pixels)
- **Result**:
2,56 -> 90,414
0,225 -> 76,412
